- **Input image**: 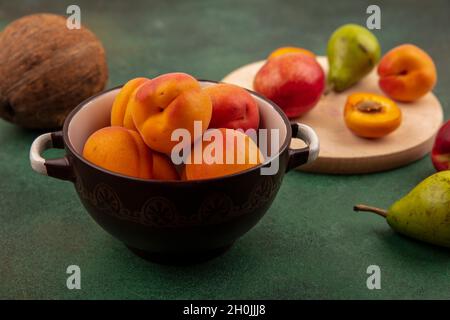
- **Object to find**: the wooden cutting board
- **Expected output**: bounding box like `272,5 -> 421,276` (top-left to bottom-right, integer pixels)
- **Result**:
221,56 -> 444,174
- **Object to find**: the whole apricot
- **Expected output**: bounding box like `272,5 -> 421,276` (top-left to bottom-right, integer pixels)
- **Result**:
152,152 -> 179,180
129,73 -> 212,155
378,44 -> 437,102
111,77 -> 150,130
83,126 -> 153,179
185,128 -> 263,180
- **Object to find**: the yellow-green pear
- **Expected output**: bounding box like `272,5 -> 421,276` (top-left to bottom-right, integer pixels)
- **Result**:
354,170 -> 450,248
327,24 -> 381,92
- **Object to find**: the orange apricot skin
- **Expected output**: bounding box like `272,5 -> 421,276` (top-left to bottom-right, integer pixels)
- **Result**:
268,46 -> 315,59
111,77 -> 150,130
129,73 -> 212,155
378,44 -> 437,102
152,152 -> 179,180
185,128 -> 264,180
344,93 -> 402,138
82,126 -> 153,179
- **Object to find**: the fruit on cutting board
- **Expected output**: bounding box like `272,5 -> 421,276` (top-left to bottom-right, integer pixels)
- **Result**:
253,53 -> 325,118
327,24 -> 381,92
378,44 -> 437,102
129,73 -> 212,155
0,14 -> 108,129
268,46 -> 315,59
111,77 -> 150,130
344,93 -> 402,138
354,171 -> 450,248
204,83 -> 260,131
184,128 -> 264,180
83,126 -> 153,179
431,120 -> 450,171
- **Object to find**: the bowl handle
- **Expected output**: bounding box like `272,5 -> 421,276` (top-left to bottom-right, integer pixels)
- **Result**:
286,123 -> 320,172
30,131 -> 74,181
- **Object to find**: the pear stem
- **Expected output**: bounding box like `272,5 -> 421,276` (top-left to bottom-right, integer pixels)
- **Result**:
353,204 -> 388,218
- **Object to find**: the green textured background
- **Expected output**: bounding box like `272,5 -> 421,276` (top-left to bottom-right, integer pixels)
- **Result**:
1,0 -> 449,299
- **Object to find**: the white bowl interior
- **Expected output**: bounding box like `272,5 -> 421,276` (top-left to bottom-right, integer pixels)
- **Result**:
68,82 -> 288,158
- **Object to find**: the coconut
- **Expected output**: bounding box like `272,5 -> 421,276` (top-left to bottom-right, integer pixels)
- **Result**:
0,14 -> 108,129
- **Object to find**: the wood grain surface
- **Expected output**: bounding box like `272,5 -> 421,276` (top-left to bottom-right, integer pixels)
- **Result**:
222,57 -> 444,174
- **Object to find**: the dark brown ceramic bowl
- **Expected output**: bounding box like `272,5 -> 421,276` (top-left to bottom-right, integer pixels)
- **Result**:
30,80 -> 319,264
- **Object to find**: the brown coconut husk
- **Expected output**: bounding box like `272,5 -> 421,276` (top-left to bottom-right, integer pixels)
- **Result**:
0,13 -> 108,129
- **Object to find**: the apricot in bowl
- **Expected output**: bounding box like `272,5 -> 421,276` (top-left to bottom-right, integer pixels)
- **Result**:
29,78 -> 319,263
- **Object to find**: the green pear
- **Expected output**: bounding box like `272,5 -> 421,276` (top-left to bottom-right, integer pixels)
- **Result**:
354,171 -> 450,248
327,24 -> 381,92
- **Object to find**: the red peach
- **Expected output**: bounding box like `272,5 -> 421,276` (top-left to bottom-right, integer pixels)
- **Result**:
268,47 -> 315,59
204,83 -> 259,131
253,53 -> 325,118
431,120 -> 450,171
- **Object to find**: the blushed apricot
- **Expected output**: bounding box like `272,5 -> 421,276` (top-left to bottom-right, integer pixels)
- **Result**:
111,77 -> 150,130
378,44 -> 437,102
129,73 -> 212,155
